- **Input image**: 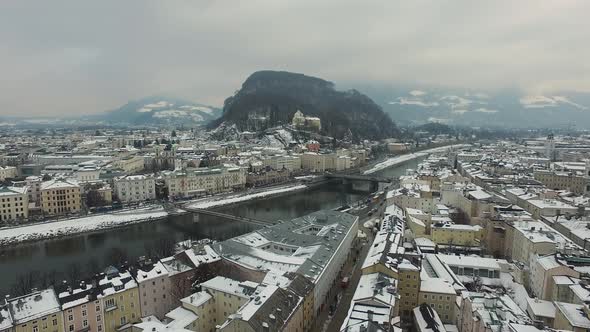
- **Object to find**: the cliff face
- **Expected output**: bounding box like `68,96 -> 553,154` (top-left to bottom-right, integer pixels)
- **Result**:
212,71 -> 398,140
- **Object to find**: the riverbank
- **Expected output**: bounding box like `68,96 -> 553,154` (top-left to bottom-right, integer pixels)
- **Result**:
363,143 -> 469,174
0,183 -> 314,246
0,205 -> 171,246
184,183 -> 309,209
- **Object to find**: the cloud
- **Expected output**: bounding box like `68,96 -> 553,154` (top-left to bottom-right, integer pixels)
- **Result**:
0,0 -> 589,116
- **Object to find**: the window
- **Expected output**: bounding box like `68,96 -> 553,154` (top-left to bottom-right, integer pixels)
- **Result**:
52,320 -> 58,326
97,315 -> 101,322
68,315 -> 73,321
98,326 -> 102,332
96,305 -> 100,312
82,310 -> 87,317
33,326 -> 39,332
105,298 -> 115,308
83,320 -> 88,328
120,317 -> 126,325
69,325 -> 74,332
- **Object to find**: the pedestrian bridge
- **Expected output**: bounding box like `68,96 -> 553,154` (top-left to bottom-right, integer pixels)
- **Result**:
324,173 -> 393,183
182,206 -> 276,227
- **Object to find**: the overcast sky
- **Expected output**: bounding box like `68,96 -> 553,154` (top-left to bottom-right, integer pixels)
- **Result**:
1,0 -> 589,116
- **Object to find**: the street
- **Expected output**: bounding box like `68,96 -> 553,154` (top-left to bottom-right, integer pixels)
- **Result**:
310,193 -> 387,332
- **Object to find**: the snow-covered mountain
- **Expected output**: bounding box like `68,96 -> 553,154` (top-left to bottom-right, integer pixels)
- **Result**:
358,86 -> 590,129
91,96 -> 222,126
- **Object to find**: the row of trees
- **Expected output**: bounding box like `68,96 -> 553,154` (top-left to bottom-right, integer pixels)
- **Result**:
6,238 -> 177,298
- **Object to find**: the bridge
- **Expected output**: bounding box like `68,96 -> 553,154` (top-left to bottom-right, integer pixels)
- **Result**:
324,173 -> 393,183
324,172 -> 397,192
182,206 -> 276,227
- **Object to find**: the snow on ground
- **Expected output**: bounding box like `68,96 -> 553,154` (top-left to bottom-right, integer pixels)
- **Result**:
186,184 -> 307,209
363,144 -> 469,175
0,205 -> 169,246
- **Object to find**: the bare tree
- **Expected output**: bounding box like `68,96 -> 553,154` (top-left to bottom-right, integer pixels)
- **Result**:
86,258 -> 101,276
169,274 -> 194,302
67,263 -> 82,283
153,238 -> 176,258
105,247 -> 129,267
86,189 -> 106,208
11,271 -> 38,296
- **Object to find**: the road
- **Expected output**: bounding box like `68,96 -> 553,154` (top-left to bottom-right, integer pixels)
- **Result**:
310,193 -> 387,332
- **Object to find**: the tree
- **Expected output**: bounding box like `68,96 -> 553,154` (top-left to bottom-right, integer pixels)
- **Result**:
169,274 -> 194,302
86,258 -> 101,277
171,130 -> 177,137
67,263 -> 82,283
94,130 -> 102,136
105,247 -> 129,267
42,174 -> 52,181
86,189 -> 106,207
11,271 -> 39,296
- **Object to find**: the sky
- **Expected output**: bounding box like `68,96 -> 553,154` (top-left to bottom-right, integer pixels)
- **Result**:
1,0 -> 589,117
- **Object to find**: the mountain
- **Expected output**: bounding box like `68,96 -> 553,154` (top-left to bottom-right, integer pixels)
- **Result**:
212,71 -> 398,140
90,96 -> 222,126
357,85 -> 590,129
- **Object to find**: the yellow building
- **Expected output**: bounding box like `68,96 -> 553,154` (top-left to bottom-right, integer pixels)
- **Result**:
431,223 -> 482,247
0,186 -> 29,222
199,277 -> 252,330
534,169 -> 589,195
40,179 -> 81,216
6,288 -> 64,332
419,279 -> 457,323
554,302 -> 590,331
99,268 -> 141,332
397,260 -> 421,322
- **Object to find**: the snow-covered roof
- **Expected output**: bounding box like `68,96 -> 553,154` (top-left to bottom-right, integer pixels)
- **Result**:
7,288 -> 61,324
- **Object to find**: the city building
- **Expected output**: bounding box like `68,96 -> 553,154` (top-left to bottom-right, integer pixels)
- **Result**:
0,186 -> 28,222
113,175 -> 156,204
0,166 -> 17,181
98,267 -> 141,332
40,179 -> 81,216
5,288 -> 64,332
162,166 -> 246,199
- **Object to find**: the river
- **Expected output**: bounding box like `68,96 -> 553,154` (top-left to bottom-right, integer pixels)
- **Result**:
0,155 -> 425,296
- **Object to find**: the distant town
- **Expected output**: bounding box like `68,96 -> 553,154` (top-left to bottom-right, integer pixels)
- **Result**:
1,120 -> 590,332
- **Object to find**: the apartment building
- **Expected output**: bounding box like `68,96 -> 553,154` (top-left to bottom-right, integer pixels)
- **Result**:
0,166 -> 17,181
163,166 -> 246,199
398,260 -> 421,322
113,175 -> 156,204
40,179 -> 81,216
0,186 -> 28,222
530,254 -> 580,300
430,223 -> 483,247
554,302 -> 590,331
59,285 -> 103,332
25,176 -> 42,206
134,261 -> 173,320
534,169 -> 589,195
98,268 -> 140,332
112,156 -> 145,174
5,289 -> 64,332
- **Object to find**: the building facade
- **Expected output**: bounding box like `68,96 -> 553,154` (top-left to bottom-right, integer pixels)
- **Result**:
113,175 -> 156,204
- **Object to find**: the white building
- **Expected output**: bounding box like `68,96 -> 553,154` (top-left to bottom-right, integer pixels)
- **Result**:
114,174 -> 156,204
25,175 -> 42,206
0,166 -> 17,180
163,166 -> 246,199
